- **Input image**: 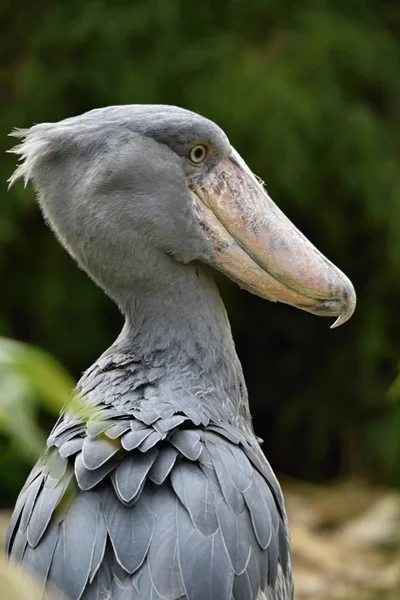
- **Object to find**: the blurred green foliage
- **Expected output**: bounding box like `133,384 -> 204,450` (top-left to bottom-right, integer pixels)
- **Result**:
1,0 -> 400,501
0,337 -> 74,502
373,370 -> 400,486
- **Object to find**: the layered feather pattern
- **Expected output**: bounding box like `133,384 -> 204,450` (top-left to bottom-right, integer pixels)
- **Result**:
6,356 -> 293,600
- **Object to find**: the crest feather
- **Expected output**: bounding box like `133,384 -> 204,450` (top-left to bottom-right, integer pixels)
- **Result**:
7,126 -> 53,189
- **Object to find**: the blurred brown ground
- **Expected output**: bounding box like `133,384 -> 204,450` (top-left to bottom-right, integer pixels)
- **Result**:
283,479 -> 400,599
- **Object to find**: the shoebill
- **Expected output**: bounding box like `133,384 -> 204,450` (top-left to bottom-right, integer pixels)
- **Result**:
5,105 -> 356,600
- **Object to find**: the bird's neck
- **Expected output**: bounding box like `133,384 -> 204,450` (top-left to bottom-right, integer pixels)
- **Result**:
97,262 -> 252,429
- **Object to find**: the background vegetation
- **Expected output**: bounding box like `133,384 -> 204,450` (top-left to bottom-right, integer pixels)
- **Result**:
1,0 -> 400,506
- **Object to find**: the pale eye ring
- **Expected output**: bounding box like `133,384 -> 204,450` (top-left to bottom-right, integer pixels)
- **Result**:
189,144 -> 207,163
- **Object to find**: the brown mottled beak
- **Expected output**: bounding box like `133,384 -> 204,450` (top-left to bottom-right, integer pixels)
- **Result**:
189,148 -> 356,328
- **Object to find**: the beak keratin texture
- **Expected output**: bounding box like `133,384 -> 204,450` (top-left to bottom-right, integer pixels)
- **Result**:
190,148 -> 356,328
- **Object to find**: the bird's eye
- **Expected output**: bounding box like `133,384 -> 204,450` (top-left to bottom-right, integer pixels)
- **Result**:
189,144 -> 207,164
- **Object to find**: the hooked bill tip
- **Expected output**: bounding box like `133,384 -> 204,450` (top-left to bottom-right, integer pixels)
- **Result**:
330,314 -> 347,329
329,283 -> 357,329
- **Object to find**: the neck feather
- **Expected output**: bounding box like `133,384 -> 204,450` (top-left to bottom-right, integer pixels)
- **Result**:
89,261 -> 253,429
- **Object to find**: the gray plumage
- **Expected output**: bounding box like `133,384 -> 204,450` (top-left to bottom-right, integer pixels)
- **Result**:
6,103 -> 355,600
7,355 -> 292,598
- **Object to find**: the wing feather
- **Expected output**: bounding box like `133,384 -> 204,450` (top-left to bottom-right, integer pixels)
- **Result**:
47,491 -> 101,600
81,436 -> 120,470
22,525 -> 59,591
19,474 -> 45,533
59,437 -> 84,458
27,469 -> 73,547
111,449 -> 158,504
74,452 -> 118,490
205,441 -> 245,515
170,430 -> 203,461
171,460 -> 218,536
147,485 -> 185,599
88,511 -> 108,584
121,429 -> 152,451
147,446 -> 179,485
243,478 -> 273,551
102,487 -> 154,574
215,495 -> 253,575
177,504 -> 233,600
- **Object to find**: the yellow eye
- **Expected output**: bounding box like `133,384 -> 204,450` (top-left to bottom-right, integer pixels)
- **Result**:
189,144 -> 207,164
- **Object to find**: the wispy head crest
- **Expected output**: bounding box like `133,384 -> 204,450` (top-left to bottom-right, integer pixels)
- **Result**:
7,126 -> 52,190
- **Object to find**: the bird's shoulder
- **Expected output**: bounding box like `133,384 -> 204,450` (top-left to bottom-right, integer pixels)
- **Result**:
6,359 -> 293,599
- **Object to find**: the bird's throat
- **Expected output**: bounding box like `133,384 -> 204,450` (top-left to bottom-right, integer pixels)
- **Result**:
105,262 -> 251,428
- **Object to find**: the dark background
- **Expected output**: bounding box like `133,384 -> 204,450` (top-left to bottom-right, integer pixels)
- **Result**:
1,0 -> 400,504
